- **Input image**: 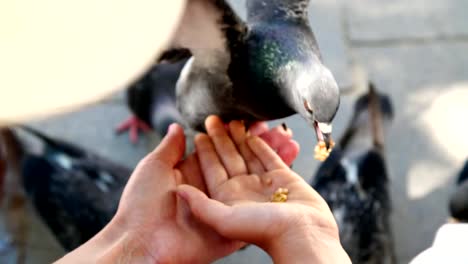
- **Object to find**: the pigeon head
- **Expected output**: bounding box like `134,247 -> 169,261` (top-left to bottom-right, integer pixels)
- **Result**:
282,61 -> 340,147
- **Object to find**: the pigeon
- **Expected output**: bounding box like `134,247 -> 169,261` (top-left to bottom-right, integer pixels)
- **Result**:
311,83 -> 396,264
0,127 -> 132,251
449,160 -> 468,223
116,53 -> 190,143
131,0 -> 340,147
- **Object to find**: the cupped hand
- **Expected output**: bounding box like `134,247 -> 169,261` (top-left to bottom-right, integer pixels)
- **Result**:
177,116 -> 349,263
56,117 -> 304,264
108,119 -> 301,264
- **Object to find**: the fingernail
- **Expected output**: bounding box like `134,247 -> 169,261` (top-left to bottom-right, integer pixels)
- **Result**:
168,123 -> 178,134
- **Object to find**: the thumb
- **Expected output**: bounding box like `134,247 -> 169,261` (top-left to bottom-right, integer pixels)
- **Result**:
176,185 -> 231,228
150,124 -> 186,166
177,185 -> 246,238
176,185 -> 271,243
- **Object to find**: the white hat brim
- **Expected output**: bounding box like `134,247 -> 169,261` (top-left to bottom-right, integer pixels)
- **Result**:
0,0 -> 185,124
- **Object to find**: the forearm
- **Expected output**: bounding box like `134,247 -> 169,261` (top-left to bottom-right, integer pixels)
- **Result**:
54,220 -> 153,264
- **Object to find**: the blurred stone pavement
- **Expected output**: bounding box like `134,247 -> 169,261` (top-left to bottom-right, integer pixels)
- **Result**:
1,0 -> 468,263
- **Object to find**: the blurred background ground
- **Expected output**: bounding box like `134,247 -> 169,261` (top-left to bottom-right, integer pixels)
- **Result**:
1,0 -> 468,263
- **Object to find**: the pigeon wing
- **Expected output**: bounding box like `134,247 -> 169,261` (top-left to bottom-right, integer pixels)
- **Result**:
160,0 -> 246,62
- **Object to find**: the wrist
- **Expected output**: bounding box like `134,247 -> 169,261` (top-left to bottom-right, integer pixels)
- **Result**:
267,231 -> 350,264
55,218 -> 154,264
264,215 -> 350,264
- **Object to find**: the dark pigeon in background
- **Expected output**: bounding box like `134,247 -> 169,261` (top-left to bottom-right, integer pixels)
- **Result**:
449,160 -> 468,223
116,53 -> 190,143
119,0 -> 340,147
1,127 -> 131,251
311,83 -> 396,264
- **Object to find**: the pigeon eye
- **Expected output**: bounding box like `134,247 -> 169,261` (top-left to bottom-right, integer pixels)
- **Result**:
303,100 -> 313,114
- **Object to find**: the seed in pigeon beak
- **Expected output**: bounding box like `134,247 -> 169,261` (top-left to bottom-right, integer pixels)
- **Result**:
314,122 -> 333,149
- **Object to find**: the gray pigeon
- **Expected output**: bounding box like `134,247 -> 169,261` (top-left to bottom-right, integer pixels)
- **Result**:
158,0 -> 340,147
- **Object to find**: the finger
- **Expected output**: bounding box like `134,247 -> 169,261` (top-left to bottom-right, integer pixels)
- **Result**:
177,185 -> 280,242
176,185 -> 231,232
174,169 -> 184,185
147,124 -> 185,166
247,121 -> 269,136
257,125 -> 297,166
229,121 -> 265,174
205,116 -> 247,177
178,152 -> 207,192
247,136 -> 289,171
195,134 -> 228,195
229,120 -> 247,145
258,125 -> 293,151
277,140 -> 300,167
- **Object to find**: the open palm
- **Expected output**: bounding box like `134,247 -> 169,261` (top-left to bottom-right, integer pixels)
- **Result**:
195,117 -> 325,207
112,119 -> 301,263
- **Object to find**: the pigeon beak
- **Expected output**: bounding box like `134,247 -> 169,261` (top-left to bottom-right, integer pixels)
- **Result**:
313,121 -> 333,149
322,132 -> 332,149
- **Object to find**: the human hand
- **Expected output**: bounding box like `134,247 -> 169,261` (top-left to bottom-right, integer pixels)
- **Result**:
177,116 -> 351,264
55,118 -> 302,264
56,124 -> 242,264
105,124 -> 243,263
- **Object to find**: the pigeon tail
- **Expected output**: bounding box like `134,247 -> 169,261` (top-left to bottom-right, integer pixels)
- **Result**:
339,82 -> 394,152
368,83 -> 385,152
18,126 -> 85,157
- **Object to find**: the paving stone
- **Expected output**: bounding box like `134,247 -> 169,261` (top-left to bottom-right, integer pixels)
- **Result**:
352,42 -> 468,263
98,89 -> 127,105
346,0 -> 468,42
309,0 -> 351,87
